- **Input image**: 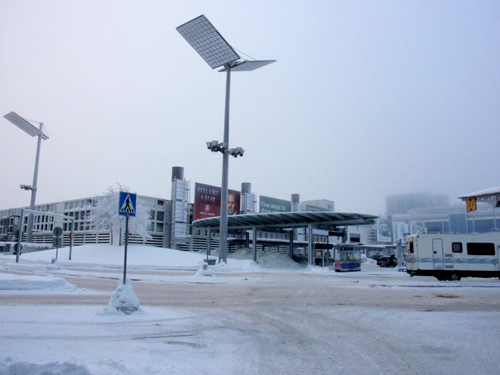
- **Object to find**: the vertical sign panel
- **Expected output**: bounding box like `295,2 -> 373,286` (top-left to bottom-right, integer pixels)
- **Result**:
119,192 -> 137,217
466,197 -> 477,212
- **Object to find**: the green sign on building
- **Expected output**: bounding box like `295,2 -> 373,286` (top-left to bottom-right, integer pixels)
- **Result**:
259,195 -> 291,213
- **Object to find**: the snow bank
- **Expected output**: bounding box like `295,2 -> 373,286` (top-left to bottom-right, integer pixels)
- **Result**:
0,273 -> 78,293
228,248 -> 305,270
9,244 -> 209,268
364,257 -> 377,265
0,358 -> 91,375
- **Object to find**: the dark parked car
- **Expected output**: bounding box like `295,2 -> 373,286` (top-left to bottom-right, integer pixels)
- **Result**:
377,255 -> 397,267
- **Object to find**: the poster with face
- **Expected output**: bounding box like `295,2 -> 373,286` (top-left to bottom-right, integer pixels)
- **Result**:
194,182 -> 240,221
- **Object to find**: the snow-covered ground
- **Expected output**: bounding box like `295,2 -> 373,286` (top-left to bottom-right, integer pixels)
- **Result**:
1,244 -> 499,375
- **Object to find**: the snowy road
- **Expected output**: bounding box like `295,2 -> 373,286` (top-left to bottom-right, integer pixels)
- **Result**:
2,270 -> 500,374
1,246 -> 500,374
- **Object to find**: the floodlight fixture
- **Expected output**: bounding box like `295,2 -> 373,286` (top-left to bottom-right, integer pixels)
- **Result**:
177,15 -> 275,264
4,111 -> 49,242
228,147 -> 245,158
206,140 -> 227,153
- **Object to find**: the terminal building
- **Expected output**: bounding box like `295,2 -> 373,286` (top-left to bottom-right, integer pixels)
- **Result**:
0,166 -> 385,261
387,191 -> 500,245
5,168 -> 494,261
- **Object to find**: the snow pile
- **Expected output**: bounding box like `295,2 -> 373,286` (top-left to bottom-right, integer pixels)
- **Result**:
0,273 -> 78,293
8,244 -> 210,269
102,280 -> 141,315
0,358 -> 91,375
1,243 -> 314,273
0,242 -> 53,250
228,248 -> 305,270
194,262 -> 215,277
364,257 -> 378,265
307,264 -> 332,273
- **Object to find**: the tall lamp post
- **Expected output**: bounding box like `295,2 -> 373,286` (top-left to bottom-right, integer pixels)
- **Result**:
177,15 -> 275,263
4,111 -> 49,242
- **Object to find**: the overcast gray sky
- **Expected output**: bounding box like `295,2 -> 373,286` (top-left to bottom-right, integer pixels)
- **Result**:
1,0 -> 499,215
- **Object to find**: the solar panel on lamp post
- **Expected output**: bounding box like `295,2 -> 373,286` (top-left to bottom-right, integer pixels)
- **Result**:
4,111 -> 49,243
177,15 -> 275,264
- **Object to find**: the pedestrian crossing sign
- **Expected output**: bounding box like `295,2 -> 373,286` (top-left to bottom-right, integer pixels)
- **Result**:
119,192 -> 137,216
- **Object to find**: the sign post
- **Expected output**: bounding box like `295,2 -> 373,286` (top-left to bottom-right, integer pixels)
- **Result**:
119,192 -> 137,285
69,231 -> 75,260
53,226 -> 63,261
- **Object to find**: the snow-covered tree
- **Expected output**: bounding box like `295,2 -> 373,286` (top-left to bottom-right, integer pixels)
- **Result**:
88,184 -> 152,244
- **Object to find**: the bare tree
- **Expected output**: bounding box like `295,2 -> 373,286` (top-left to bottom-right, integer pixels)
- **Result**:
88,184 -> 152,245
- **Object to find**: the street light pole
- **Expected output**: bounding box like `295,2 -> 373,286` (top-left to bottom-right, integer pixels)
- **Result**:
177,14 -> 275,264
26,122 -> 44,242
4,112 -> 49,243
219,65 -> 232,263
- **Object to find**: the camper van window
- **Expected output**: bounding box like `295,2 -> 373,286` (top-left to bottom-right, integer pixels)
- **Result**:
467,243 -> 495,256
452,242 -> 463,253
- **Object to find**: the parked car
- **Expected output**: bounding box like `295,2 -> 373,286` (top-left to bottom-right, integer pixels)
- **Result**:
377,255 -> 397,267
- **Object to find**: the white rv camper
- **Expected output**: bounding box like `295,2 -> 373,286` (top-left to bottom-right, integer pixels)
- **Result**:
404,232 -> 500,281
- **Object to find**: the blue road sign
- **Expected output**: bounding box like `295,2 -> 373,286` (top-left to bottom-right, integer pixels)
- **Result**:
119,192 -> 137,217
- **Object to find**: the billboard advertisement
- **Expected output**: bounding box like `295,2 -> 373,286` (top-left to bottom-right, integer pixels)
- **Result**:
194,183 -> 240,221
259,195 -> 291,213
376,218 -> 392,243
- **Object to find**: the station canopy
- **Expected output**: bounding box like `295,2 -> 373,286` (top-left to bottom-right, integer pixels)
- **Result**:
192,211 -> 378,232
458,186 -> 500,209
458,186 -> 500,201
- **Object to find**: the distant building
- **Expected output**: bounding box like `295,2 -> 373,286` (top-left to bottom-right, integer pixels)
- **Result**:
302,199 -> 335,212
386,192 -> 449,215
0,195 -> 173,248
391,203 -> 499,243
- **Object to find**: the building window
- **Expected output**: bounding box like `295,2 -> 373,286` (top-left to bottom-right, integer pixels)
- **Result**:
156,223 -> 164,233
449,213 -> 467,234
157,212 -> 164,222
424,222 -> 444,233
467,243 -> 495,256
408,242 -> 414,253
452,242 -> 462,253
473,219 -> 495,233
